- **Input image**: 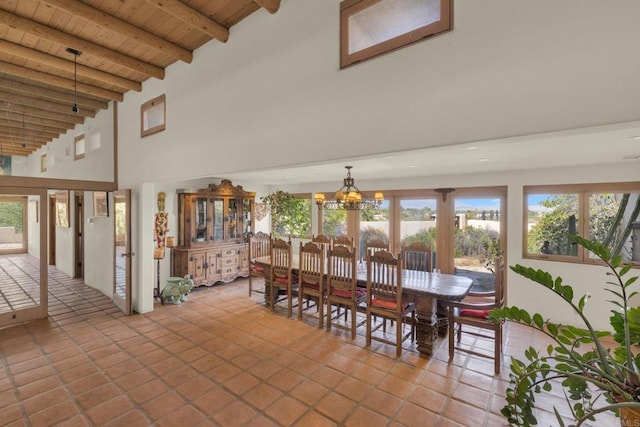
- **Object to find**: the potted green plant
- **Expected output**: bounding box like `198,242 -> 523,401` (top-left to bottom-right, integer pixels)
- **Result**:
489,235 -> 640,426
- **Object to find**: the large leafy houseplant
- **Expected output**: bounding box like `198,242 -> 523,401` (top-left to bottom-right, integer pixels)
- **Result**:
489,235 -> 640,426
260,190 -> 311,239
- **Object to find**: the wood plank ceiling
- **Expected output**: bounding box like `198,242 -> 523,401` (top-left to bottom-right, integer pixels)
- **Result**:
0,0 -> 281,157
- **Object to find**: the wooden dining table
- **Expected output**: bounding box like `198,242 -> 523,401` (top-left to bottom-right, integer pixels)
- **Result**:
252,255 -> 473,358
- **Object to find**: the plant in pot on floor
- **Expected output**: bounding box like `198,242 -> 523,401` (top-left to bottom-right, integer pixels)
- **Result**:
489,235 -> 640,427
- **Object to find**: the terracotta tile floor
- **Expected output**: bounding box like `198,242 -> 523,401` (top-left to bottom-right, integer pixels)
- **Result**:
0,269 -> 617,426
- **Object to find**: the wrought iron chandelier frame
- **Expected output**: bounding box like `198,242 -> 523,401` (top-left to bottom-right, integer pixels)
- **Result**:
315,166 -> 383,211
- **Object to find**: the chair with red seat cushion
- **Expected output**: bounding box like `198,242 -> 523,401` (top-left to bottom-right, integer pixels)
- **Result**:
326,245 -> 365,339
448,257 -> 506,374
269,238 -> 297,317
298,241 -> 326,328
248,231 -> 271,296
366,250 -> 416,357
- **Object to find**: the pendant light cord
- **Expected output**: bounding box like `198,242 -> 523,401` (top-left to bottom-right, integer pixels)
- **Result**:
66,47 -> 82,113
74,54 -> 77,107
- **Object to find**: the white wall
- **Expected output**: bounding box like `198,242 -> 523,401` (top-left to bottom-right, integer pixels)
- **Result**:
110,0 -> 640,322
27,195 -> 40,257
83,191 -> 114,298
54,200 -> 75,278
11,103 -> 117,299
24,105 -> 115,182
116,0 -> 640,186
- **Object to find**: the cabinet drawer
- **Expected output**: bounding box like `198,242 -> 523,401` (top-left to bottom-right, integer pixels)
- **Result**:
220,256 -> 238,268
220,248 -> 237,258
221,266 -> 238,275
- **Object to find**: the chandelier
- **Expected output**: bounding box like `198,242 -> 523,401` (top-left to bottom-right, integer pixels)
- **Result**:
315,166 -> 383,210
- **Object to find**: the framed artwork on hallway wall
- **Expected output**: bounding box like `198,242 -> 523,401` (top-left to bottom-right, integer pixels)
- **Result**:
93,192 -> 109,217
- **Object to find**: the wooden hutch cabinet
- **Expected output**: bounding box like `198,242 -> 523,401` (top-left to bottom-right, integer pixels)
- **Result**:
172,180 -> 255,287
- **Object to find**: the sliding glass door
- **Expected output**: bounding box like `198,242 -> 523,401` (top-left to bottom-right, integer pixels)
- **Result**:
451,191 -> 506,292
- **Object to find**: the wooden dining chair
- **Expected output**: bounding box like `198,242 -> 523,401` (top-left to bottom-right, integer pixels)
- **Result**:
326,245 -> 365,339
298,241 -> 326,328
366,250 -> 416,357
312,233 -> 331,258
364,239 -> 389,260
331,235 -> 355,250
311,234 -> 331,245
248,231 -> 271,296
448,257 -> 506,373
269,238 -> 297,317
401,241 -> 433,272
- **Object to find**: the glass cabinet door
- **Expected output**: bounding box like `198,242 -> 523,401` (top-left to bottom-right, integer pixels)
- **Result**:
228,199 -> 239,240
243,199 -> 252,235
193,197 -> 208,242
213,199 -> 224,241
178,194 -> 186,246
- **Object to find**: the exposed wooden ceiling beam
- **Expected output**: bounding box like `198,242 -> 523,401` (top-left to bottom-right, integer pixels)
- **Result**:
0,90 -> 97,119
0,61 -> 123,101
40,0 -> 193,64
0,147 -> 41,155
0,9 -> 165,80
0,143 -> 36,156
0,131 -> 49,142
254,0 -> 281,14
0,40 -> 141,92
0,103 -> 84,125
0,134 -> 49,146
0,118 -> 67,135
144,0 -> 230,43
0,127 -> 58,139
0,110 -> 74,131
0,77 -> 108,111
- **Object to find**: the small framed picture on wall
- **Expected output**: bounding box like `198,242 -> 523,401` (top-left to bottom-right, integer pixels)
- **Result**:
93,192 -> 109,217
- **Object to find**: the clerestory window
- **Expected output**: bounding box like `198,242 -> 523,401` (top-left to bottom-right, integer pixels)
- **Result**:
340,0 -> 453,68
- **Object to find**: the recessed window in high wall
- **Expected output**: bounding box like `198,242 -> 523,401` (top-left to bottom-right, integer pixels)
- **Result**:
340,0 -> 453,68
74,134 -> 85,161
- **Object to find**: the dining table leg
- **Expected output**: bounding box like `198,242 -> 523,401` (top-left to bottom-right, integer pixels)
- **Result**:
413,295 -> 439,357
436,301 -> 449,336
